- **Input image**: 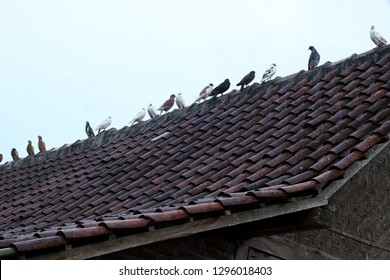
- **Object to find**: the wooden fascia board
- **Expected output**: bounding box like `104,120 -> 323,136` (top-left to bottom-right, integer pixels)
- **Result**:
30,197 -> 328,260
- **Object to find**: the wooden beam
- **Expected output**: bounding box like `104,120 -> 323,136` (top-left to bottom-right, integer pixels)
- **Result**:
235,207 -> 333,239
29,197 -> 328,259
243,235 -> 337,260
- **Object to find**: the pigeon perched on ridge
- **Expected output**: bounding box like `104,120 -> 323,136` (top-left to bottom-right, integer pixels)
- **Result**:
194,83 -> 213,103
260,64 -> 277,83
158,94 -> 176,115
237,71 -> 255,90
176,93 -> 186,110
38,136 -> 46,152
129,108 -> 146,126
26,140 -> 35,156
209,79 -> 230,98
370,25 -> 388,47
11,148 -> 20,161
85,121 -> 95,138
0,154 -> 3,163
308,46 -> 320,70
147,104 -> 159,119
95,116 -> 112,134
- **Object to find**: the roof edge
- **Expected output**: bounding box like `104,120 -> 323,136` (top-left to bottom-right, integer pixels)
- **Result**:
319,134 -> 390,200
28,196 -> 328,259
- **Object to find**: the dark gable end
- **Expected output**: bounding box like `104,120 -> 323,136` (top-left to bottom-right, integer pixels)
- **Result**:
0,46 -> 389,259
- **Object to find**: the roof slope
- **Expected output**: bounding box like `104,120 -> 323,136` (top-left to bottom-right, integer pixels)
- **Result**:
1,46 -> 390,258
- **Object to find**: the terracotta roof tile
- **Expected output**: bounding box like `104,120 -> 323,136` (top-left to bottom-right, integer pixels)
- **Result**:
1,46 -> 390,256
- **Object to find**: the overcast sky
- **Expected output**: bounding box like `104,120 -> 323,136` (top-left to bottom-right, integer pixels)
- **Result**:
0,0 -> 389,163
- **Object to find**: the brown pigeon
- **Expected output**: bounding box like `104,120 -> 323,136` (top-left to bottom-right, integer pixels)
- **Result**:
38,136 -> 46,152
11,148 -> 20,160
0,154 -> 3,163
158,94 -> 176,115
26,140 -> 35,156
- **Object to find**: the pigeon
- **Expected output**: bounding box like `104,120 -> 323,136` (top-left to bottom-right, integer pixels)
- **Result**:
237,71 -> 255,90
260,64 -> 277,83
129,108 -> 146,126
370,25 -> 388,47
95,116 -> 112,134
11,148 -> 20,161
0,154 -> 3,163
209,79 -> 230,98
158,94 -> 176,115
194,83 -> 213,103
176,93 -> 186,110
38,136 -> 46,152
308,46 -> 320,70
26,140 -> 35,156
147,104 -> 159,119
85,121 -> 95,138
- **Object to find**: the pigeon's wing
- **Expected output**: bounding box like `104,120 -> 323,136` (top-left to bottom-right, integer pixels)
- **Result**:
308,52 -> 320,69
260,67 -> 272,82
375,30 -> 388,45
177,95 -> 186,108
130,110 -> 145,124
205,86 -> 213,96
96,118 -> 111,130
148,105 -> 158,118
237,75 -> 247,86
199,85 -> 209,96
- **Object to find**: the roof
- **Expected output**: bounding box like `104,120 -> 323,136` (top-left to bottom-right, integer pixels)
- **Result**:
1,45 -> 390,259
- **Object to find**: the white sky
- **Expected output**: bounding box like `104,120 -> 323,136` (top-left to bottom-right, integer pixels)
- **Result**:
0,0 -> 389,163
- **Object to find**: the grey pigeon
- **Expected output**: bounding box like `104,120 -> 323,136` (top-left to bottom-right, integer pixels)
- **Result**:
308,46 -> 320,70
209,79 -> 231,98
85,121 -> 95,138
237,71 -> 255,90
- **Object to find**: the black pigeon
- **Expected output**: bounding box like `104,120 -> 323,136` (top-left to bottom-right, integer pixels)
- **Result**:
209,79 -> 230,98
237,71 -> 255,90
308,46 -> 320,70
85,121 -> 95,138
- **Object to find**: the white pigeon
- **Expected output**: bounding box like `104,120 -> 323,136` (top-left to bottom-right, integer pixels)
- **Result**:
95,116 -> 112,134
176,93 -> 186,110
260,63 -> 277,83
194,83 -> 213,103
147,104 -> 159,119
370,25 -> 388,47
129,108 -> 146,126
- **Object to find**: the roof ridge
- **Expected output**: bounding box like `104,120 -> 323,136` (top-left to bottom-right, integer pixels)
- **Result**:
1,45 -> 389,171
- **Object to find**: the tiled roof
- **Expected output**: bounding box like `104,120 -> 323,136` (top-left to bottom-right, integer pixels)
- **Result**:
1,46 -> 390,258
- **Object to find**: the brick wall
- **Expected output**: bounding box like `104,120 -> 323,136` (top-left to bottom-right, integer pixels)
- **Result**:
283,144 -> 390,259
